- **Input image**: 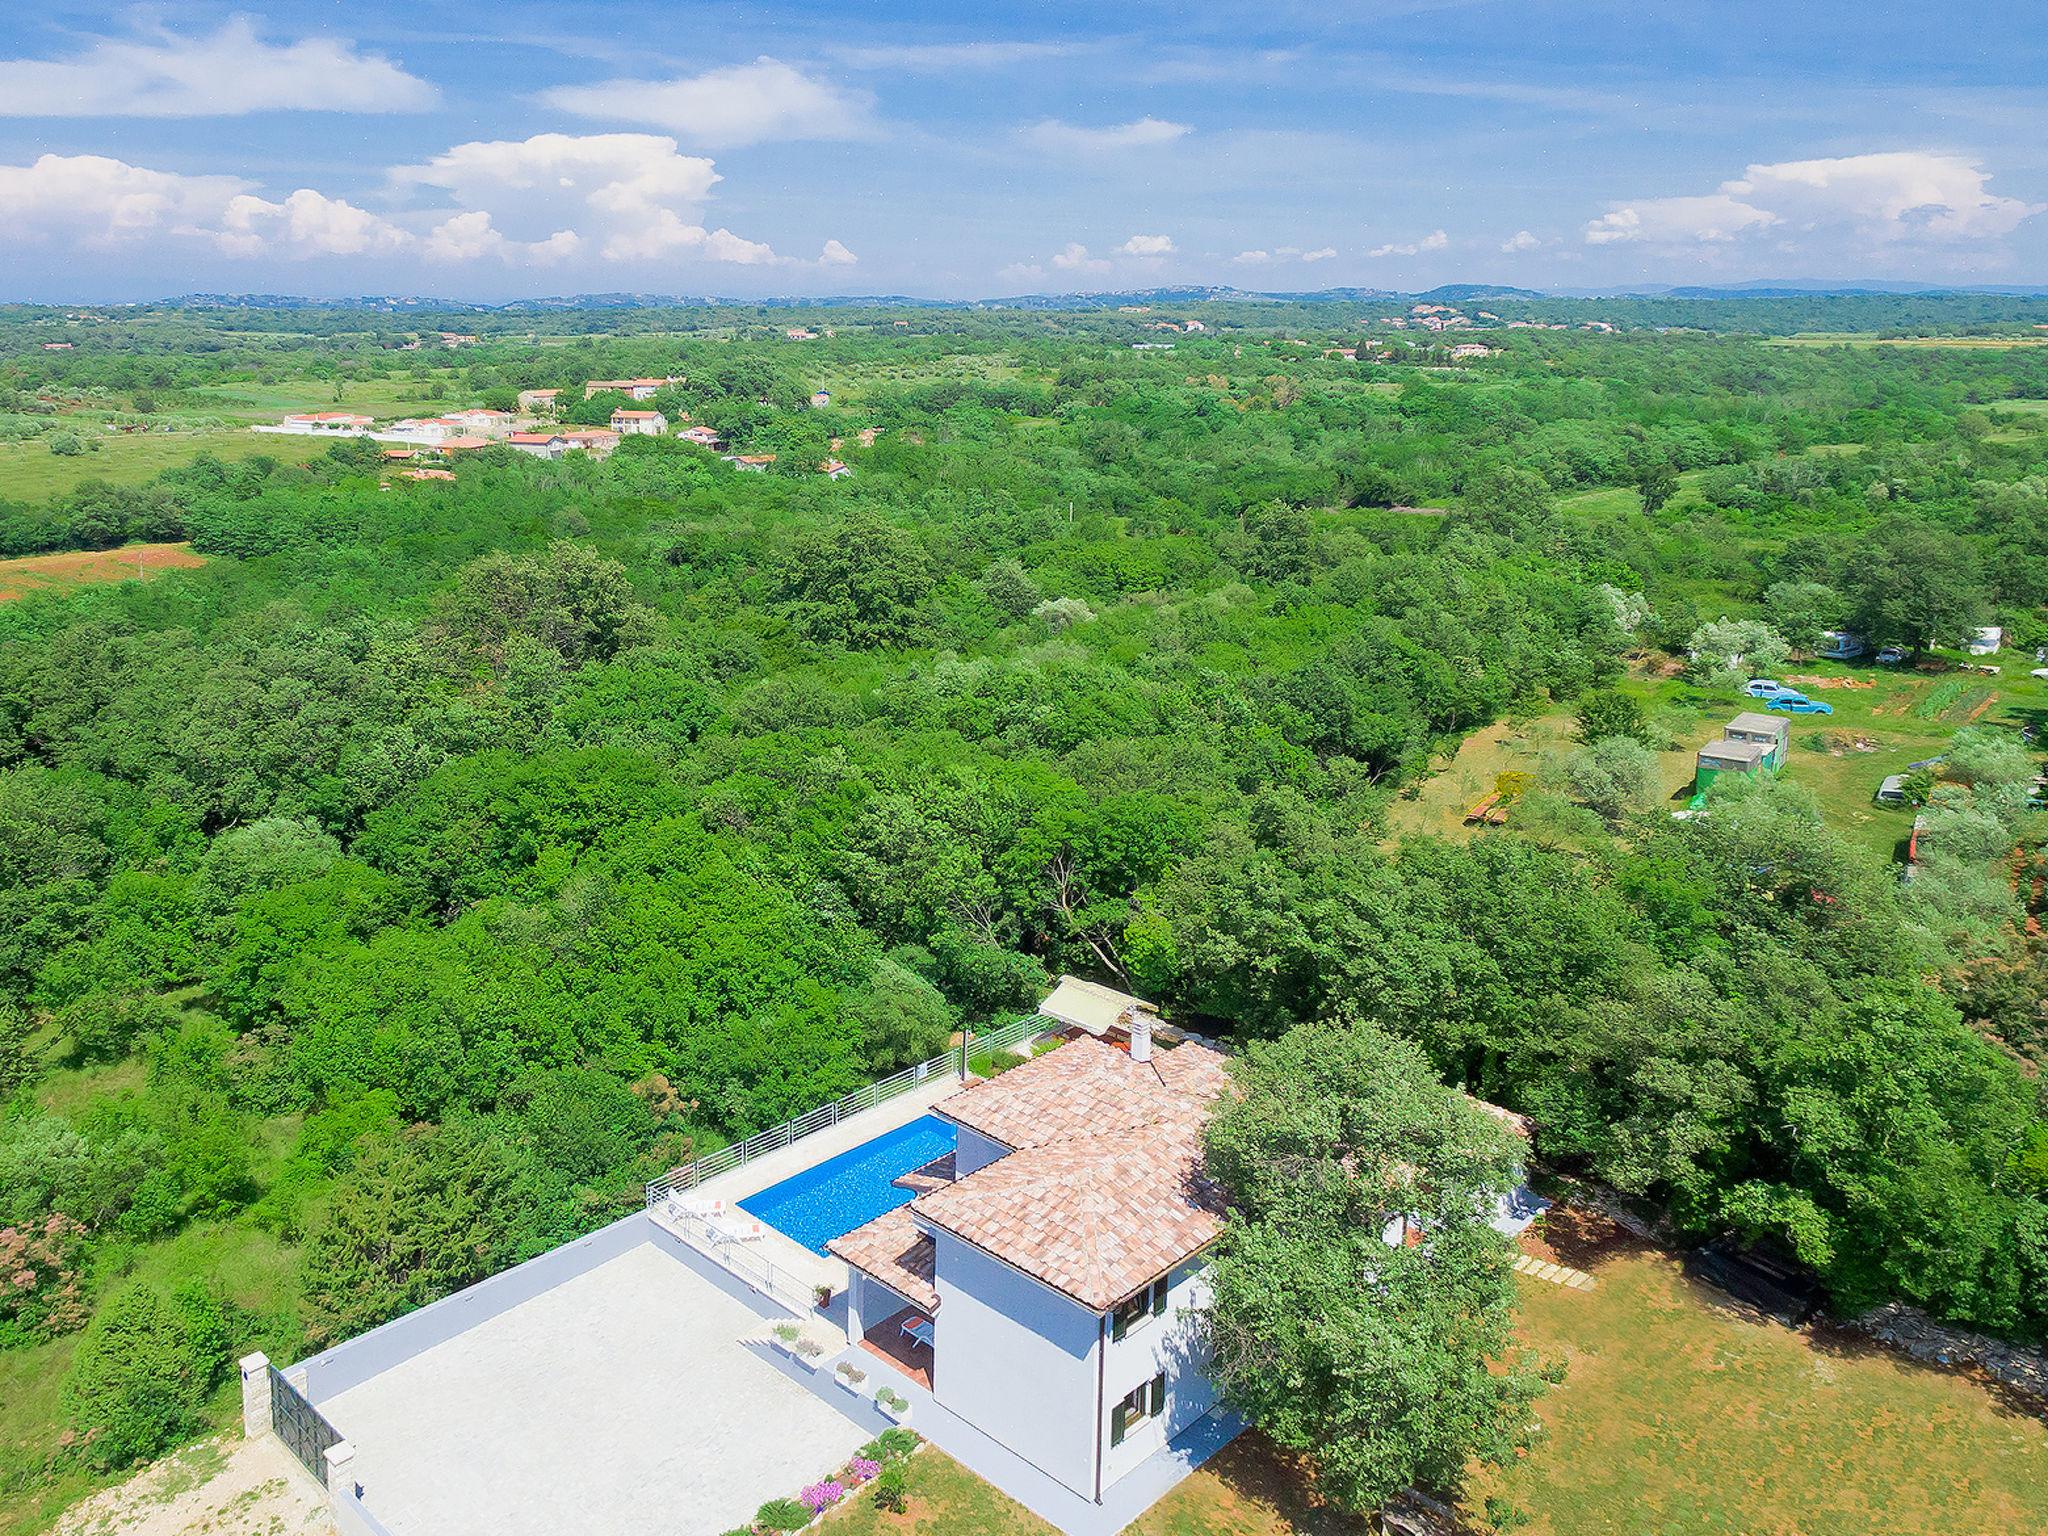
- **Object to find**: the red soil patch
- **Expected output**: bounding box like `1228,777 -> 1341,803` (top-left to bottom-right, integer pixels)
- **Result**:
0,542 -> 205,601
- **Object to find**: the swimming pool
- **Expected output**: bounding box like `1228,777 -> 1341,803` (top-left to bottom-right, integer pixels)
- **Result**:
739,1114 -> 958,1255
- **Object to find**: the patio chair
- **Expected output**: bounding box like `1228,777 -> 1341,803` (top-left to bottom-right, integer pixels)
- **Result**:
900,1314 -> 935,1350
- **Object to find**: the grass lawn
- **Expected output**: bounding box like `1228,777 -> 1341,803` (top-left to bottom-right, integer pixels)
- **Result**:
829,1448 -> 1055,1536
0,429 -> 326,502
1125,1437 -> 1367,1536
821,1437 -> 1364,1536
1463,1241 -> 2048,1536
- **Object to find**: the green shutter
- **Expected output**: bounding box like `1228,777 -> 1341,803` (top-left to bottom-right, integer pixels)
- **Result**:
1111,1402 -> 1128,1445
1150,1374 -> 1166,1417
1111,1306 -> 1127,1342
1152,1278 -> 1168,1316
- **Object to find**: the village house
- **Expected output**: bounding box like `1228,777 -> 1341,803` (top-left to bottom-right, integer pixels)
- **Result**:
557,428 -> 621,459
611,408 -> 667,436
1449,342 -> 1497,359
517,388 -> 561,414
785,327 -> 818,340
677,425 -> 723,448
441,408 -> 516,439
721,452 -> 777,471
811,390 -> 832,407
264,411 -> 374,435
819,459 -> 853,479
584,377 -> 680,401
505,431 -> 569,460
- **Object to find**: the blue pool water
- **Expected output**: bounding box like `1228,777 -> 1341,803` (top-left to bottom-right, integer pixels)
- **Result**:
739,1115 -> 958,1255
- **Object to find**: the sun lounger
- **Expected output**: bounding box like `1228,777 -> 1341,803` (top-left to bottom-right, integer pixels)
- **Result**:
900,1315 -> 935,1350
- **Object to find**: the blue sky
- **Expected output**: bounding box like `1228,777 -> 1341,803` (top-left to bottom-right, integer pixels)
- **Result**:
0,2 -> 2042,300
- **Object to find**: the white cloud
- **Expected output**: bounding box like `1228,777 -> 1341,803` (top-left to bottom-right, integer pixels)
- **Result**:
540,58 -> 871,148
392,132 -> 784,264
1500,229 -> 1540,253
1585,152 -> 2043,247
1116,233 -> 1176,257
1050,241 -> 1110,272
0,154 -> 247,245
0,132 -> 818,269
1024,117 -> 1190,154
0,19 -> 435,117
1585,194 -> 1776,245
1237,245 -> 1337,265
218,189 -> 412,258
1367,229 -> 1449,258
819,239 -> 858,267
997,261 -> 1047,286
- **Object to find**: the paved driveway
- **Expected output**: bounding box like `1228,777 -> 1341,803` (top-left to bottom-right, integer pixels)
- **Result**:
320,1243 -> 867,1536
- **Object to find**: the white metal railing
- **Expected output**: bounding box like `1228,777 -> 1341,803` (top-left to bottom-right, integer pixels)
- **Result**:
645,1013 -> 1049,1208
651,1204 -> 817,1313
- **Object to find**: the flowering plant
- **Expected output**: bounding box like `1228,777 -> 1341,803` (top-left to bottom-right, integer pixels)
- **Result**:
799,1480 -> 846,1514
846,1458 -> 880,1485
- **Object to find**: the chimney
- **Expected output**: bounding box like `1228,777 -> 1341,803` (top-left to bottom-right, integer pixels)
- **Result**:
1129,1008 -> 1153,1064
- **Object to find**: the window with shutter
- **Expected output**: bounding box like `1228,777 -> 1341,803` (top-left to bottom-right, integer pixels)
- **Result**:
1111,1401 -> 1129,1445
1149,1373 -> 1166,1417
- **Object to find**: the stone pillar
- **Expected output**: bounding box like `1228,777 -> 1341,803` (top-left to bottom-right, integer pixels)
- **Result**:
239,1353 -> 271,1438
324,1440 -> 360,1499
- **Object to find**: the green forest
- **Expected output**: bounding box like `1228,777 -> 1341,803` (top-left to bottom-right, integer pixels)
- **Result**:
3,296 -> 2048,1526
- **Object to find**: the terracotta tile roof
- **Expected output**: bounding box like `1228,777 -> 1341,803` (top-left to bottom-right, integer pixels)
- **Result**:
916,1036 -> 1231,1308
913,1107 -> 1224,1311
935,1034 -> 1226,1152
827,1206 -> 938,1313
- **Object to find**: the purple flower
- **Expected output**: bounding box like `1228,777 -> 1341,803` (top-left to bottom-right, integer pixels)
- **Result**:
847,1458 -> 880,1485
799,1480 -> 845,1513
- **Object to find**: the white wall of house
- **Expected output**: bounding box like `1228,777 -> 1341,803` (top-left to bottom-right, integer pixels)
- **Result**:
1096,1257 -> 1217,1489
928,1229 -> 1101,1498
952,1125 -> 1011,1177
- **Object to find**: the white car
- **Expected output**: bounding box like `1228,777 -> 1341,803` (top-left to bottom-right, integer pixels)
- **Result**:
1876,646 -> 1907,664
1743,679 -> 1789,698
2031,668 -> 2048,681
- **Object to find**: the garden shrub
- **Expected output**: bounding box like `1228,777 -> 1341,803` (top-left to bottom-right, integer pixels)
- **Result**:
62,1281 -> 235,1469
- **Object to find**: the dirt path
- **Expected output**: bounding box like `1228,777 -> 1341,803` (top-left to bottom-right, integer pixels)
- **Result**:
52,1436 -> 333,1536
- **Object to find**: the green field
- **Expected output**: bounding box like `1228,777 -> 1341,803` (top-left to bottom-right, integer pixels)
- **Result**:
0,428 -> 327,502
1630,658 -> 2047,858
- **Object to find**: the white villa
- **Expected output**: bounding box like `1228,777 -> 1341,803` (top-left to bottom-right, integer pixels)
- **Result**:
830,1017 -> 1226,1503
257,977 -> 1543,1536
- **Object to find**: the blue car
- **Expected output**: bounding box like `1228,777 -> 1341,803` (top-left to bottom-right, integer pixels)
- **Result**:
1767,695 -> 1833,715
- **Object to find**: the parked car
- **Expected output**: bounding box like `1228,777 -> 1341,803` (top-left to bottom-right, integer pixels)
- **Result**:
1767,695 -> 1833,715
1875,645 -> 1907,664
1743,679 -> 1792,698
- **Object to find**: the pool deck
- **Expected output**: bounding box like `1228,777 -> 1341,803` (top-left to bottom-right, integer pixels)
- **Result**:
655,1071 -> 967,1298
